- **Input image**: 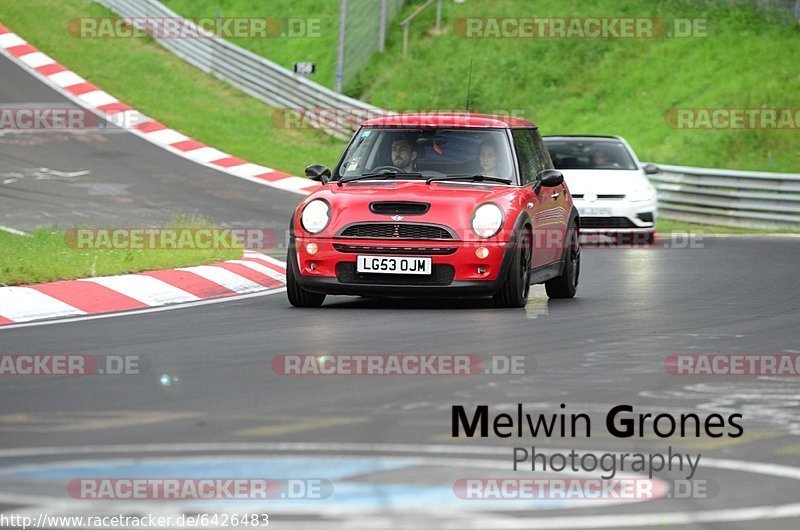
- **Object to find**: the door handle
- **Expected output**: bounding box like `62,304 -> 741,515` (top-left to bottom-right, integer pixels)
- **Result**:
550,192 -> 560,199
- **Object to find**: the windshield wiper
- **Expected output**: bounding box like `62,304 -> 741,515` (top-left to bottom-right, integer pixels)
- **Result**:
426,175 -> 512,185
338,172 -> 423,186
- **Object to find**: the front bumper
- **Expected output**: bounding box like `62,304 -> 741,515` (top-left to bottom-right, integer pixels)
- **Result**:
576,198 -> 657,235
291,237 -> 515,297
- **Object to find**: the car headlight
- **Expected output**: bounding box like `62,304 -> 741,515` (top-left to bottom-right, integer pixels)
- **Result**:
472,203 -> 504,238
301,199 -> 330,234
628,187 -> 656,202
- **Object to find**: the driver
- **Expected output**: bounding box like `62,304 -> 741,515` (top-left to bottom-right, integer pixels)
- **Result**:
591,149 -> 620,168
391,136 -> 418,173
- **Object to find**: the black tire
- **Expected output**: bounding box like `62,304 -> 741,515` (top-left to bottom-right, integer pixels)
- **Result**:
493,229 -> 532,308
545,223 -> 580,299
286,247 -> 326,308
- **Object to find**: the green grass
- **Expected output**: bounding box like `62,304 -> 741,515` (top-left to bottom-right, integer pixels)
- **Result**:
0,0 -> 346,174
0,217 -> 243,286
347,0 -> 800,173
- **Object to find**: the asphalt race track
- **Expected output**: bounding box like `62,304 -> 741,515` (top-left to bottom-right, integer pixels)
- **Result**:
0,54 -> 298,232
2,46 -> 800,530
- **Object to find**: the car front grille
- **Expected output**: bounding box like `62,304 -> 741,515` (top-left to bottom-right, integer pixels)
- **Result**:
333,244 -> 457,255
338,223 -> 454,240
580,217 -> 638,229
336,263 -> 455,286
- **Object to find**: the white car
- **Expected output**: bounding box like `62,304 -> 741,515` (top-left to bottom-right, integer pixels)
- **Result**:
543,135 -> 658,243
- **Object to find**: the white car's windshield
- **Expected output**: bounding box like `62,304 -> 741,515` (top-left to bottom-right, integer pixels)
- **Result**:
545,139 -> 638,170
335,128 -> 516,183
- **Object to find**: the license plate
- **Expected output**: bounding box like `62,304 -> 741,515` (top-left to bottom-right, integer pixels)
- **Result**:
356,255 -> 432,275
579,207 -> 612,216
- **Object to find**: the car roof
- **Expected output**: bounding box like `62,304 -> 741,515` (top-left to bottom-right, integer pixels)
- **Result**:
362,113 -> 536,129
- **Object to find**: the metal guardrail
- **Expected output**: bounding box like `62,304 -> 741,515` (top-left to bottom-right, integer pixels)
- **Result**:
646,163 -> 800,230
96,0 -> 386,140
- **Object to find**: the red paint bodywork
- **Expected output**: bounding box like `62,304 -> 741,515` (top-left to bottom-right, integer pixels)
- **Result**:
290,114 -> 574,297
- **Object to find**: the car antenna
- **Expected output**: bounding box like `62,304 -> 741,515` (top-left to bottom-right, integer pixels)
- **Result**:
465,58 -> 474,113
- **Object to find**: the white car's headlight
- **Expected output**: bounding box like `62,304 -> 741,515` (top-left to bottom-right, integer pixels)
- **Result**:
301,199 -> 330,234
628,187 -> 656,202
472,203 -> 504,238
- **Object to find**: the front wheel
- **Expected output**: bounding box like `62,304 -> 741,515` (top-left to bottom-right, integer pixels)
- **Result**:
493,229 -> 532,308
286,247 -> 326,307
545,224 -> 580,299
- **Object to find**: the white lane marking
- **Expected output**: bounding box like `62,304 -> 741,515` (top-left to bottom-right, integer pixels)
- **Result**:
185,146 -> 228,163
227,259 -> 286,282
17,51 -> 53,68
0,33 -> 26,48
0,288 -> 285,331
0,287 -> 85,322
145,128 -> 188,145
0,443 -> 798,527
176,265 -> 265,294
0,225 -> 29,236
226,163 -> 274,178
464,504 -> 800,529
47,71 -> 85,88
81,275 -> 199,305
77,90 -> 117,107
0,456 -> 657,514
268,176 -> 319,192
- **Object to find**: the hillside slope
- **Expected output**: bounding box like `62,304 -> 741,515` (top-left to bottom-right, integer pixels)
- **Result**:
166,0 -> 800,172
352,0 -> 800,172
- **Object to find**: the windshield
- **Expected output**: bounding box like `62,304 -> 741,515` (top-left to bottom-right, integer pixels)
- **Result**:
335,128 -> 516,183
544,139 -> 637,170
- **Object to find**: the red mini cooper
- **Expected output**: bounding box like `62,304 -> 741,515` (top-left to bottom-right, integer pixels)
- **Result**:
286,113 -> 580,307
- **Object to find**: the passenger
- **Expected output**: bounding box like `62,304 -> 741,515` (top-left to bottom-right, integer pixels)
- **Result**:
479,139 -> 501,177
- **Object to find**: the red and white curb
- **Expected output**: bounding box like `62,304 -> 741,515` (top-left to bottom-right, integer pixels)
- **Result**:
0,251 -> 286,326
0,22 -> 319,195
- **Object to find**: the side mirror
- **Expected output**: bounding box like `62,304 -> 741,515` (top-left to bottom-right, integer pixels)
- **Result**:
534,169 -> 564,193
643,164 -> 659,175
305,164 -> 331,183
